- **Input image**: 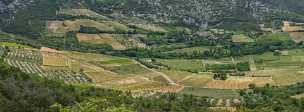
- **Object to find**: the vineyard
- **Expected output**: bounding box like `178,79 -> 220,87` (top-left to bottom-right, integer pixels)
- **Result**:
207,97 -> 241,107
2,47 -> 91,84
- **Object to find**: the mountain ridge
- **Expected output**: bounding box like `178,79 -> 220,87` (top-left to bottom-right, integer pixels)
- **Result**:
1,0 -> 304,31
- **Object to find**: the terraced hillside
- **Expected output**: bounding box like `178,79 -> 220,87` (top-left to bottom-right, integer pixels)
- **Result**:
61,50 -> 183,93
0,44 -> 183,94
2,47 -> 91,84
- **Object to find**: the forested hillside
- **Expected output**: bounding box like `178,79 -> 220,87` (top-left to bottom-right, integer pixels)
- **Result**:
1,0 -> 304,36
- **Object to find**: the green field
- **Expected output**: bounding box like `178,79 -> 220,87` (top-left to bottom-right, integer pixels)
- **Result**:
180,87 -> 240,98
230,49 -> 304,85
257,33 -> 293,42
233,49 -> 304,69
232,34 -> 254,43
99,58 -> 134,65
156,59 -> 205,72
165,47 -> 209,55
105,64 -> 150,75
0,33 -> 10,38
0,42 -> 32,48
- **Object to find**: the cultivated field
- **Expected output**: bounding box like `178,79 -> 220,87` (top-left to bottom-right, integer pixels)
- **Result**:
165,47 -> 209,55
114,34 -> 147,48
0,42 -> 32,48
4,43 -> 304,98
63,50 -> 176,92
42,53 -> 69,67
58,9 -> 108,20
128,23 -> 167,33
156,58 -> 231,72
159,70 -> 195,83
47,19 -> 131,36
46,20 -> 80,36
76,33 -> 101,41
5,47 -> 178,93
205,76 -> 274,89
282,21 -> 304,32
180,75 -> 213,87
270,67 -> 304,86
156,59 -> 206,72
232,49 -> 304,86
232,34 -> 254,43
289,32 -> 304,43
76,33 -> 127,50
77,19 -> 115,32
3,47 -> 91,84
181,87 -> 240,98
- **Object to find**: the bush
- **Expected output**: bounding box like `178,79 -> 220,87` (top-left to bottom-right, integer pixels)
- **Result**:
236,62 -> 250,72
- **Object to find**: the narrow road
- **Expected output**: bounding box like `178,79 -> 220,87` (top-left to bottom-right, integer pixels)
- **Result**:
64,52 -> 178,85
177,74 -> 195,83
63,53 -> 118,75
135,61 -> 178,85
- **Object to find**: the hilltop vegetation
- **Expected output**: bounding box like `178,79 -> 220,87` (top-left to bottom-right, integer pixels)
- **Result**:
2,0 -> 304,37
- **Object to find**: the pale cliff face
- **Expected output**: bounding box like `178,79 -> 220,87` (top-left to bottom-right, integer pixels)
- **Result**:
1,0 -> 304,30
0,0 -> 33,14
119,0 -> 282,27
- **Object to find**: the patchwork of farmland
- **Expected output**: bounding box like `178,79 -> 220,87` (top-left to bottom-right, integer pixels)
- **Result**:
76,33 -> 146,49
61,49 -> 180,92
152,48 -> 304,93
205,76 -> 274,89
47,19 -> 131,36
3,42 -> 304,99
2,47 -> 91,84
282,21 -> 304,43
